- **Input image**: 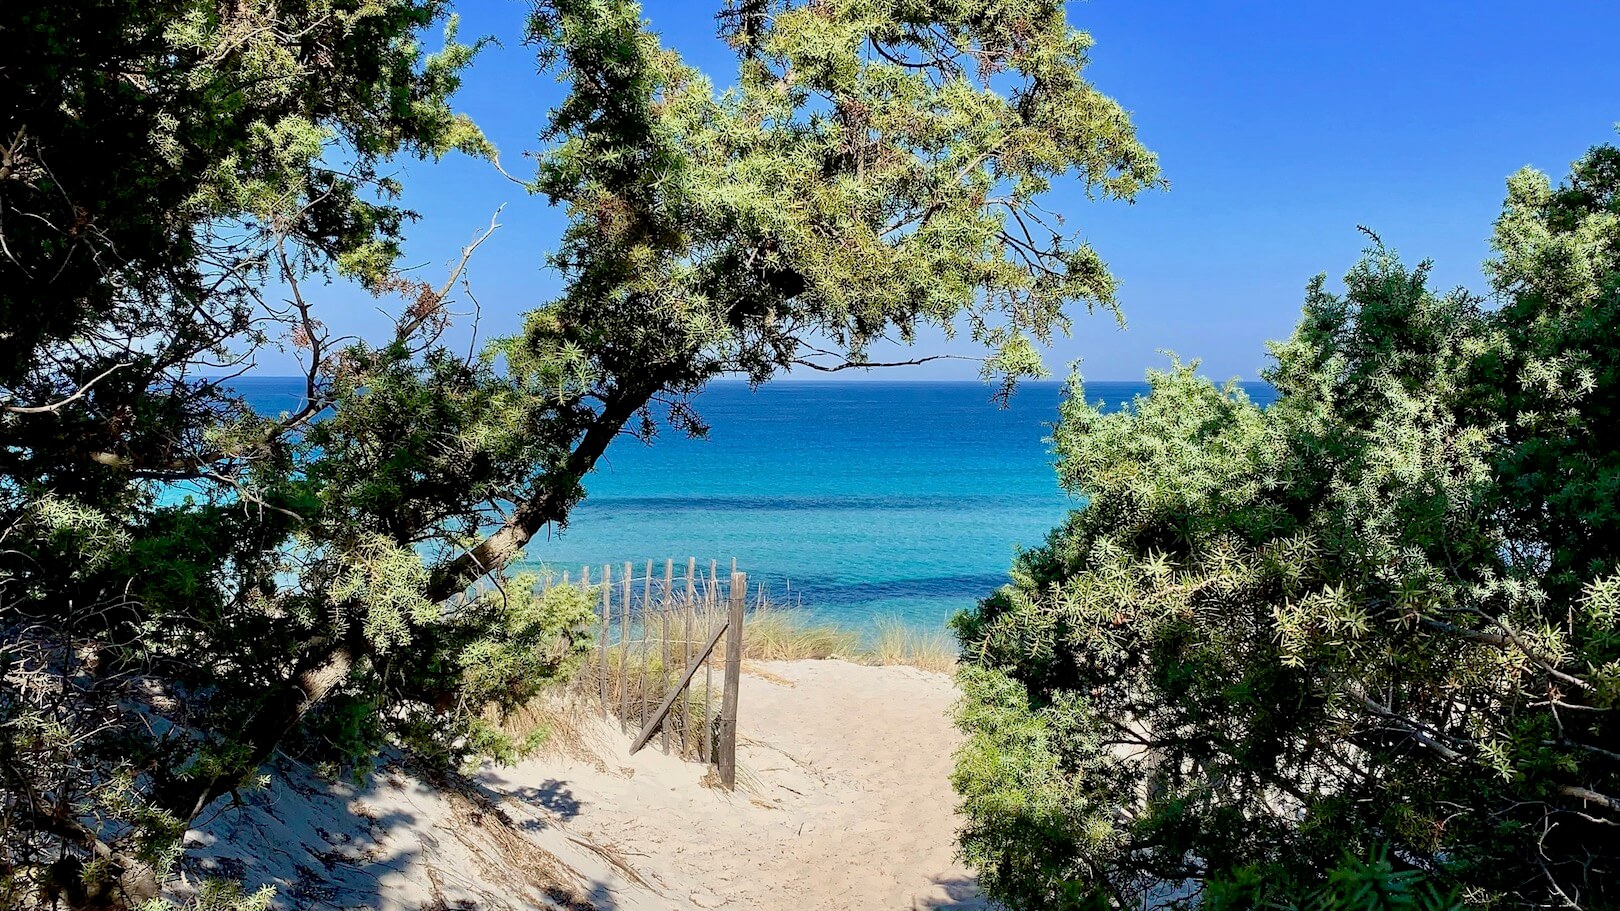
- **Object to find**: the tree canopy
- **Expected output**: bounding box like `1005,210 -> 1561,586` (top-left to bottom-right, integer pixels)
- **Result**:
953,146 -> 1620,909
1,0 -> 1157,905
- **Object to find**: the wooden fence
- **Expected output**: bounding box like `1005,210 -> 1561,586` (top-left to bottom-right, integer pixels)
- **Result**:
547,558 -> 747,789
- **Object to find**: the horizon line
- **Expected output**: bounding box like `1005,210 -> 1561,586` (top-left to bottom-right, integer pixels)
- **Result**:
210,374 -> 1273,384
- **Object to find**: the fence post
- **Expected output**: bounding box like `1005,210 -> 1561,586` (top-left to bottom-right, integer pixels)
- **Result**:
598,564 -> 610,714
661,559 -> 674,752
702,560 -> 717,764
682,557 -> 695,756
640,559 -> 653,730
619,561 -> 631,727
718,571 -> 745,790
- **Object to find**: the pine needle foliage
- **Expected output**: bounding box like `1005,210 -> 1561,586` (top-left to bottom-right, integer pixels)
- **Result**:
3,0 -> 1156,906
954,145 -> 1620,909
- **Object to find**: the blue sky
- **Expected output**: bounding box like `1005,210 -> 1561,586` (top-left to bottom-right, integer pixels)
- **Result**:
278,0 -> 1620,381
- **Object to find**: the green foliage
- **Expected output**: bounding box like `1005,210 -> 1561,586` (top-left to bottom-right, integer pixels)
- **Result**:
953,667 -> 1122,911
4,1 -> 1155,905
135,879 -> 276,911
1206,849 -> 1461,911
0,0 -> 490,391
389,577 -> 597,769
514,0 -> 1161,402
955,146 -> 1620,909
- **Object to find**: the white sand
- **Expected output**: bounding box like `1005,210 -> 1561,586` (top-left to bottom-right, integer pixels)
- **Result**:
182,659 -> 985,910
485,659 -> 987,911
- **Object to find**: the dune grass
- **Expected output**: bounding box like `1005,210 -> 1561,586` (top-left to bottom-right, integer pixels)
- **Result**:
868,617 -> 959,674
739,601 -> 864,660
736,600 -> 958,669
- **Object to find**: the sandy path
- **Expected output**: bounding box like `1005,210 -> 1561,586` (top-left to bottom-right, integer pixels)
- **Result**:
481,659 -> 988,911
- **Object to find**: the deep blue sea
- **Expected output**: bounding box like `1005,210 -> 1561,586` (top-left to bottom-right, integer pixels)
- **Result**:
231,377 -> 1275,630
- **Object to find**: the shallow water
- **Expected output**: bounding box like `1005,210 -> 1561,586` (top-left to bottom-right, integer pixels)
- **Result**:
231,377 -> 1274,630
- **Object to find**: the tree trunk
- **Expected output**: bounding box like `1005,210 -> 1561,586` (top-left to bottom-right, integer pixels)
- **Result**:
133,382 -> 658,892
425,384 -> 651,602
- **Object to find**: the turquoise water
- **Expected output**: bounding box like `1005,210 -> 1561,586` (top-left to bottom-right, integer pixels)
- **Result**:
230,378 -> 1274,630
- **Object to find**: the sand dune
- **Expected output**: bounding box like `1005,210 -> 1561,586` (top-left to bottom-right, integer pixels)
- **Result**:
181,659 -> 984,910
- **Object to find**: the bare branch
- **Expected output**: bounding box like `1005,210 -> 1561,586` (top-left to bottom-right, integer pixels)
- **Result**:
790,353 -> 981,373
1419,615 -> 1593,692
3,362 -> 130,414
394,207 -> 503,344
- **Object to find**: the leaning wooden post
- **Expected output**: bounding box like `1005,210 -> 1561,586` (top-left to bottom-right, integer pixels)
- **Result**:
598,564 -> 611,714
629,617 -> 730,755
718,571 -> 746,790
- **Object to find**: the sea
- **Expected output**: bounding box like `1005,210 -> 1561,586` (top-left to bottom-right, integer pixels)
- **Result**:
230,377 -> 1276,631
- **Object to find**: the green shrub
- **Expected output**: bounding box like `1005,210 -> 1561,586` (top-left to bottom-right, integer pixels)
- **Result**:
955,145 -> 1620,908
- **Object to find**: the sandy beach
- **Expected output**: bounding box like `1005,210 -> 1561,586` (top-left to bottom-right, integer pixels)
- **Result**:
183,659 -> 984,910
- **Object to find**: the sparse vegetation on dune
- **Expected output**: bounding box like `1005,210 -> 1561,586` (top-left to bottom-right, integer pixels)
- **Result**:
607,596 -> 958,670
870,617 -> 959,674
489,588 -> 959,766
738,604 -> 865,661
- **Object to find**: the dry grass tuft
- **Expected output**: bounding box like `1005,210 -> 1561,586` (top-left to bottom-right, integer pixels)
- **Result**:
741,604 -> 862,660
496,693 -> 610,769
867,616 -> 958,674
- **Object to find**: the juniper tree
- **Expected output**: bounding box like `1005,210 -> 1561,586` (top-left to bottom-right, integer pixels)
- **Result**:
953,147 -> 1620,909
1,0 -> 1158,904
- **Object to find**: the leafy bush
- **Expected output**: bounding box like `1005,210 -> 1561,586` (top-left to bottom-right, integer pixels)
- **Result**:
955,145 -> 1620,909
3,0 -> 1158,905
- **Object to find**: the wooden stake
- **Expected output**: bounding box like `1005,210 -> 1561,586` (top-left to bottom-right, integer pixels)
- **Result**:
718,572 -> 745,790
703,558 -> 717,763
619,561 -> 631,726
682,557 -> 695,756
640,559 -> 653,730
598,564 -> 610,713
661,559 -> 674,752
702,638 -> 713,764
